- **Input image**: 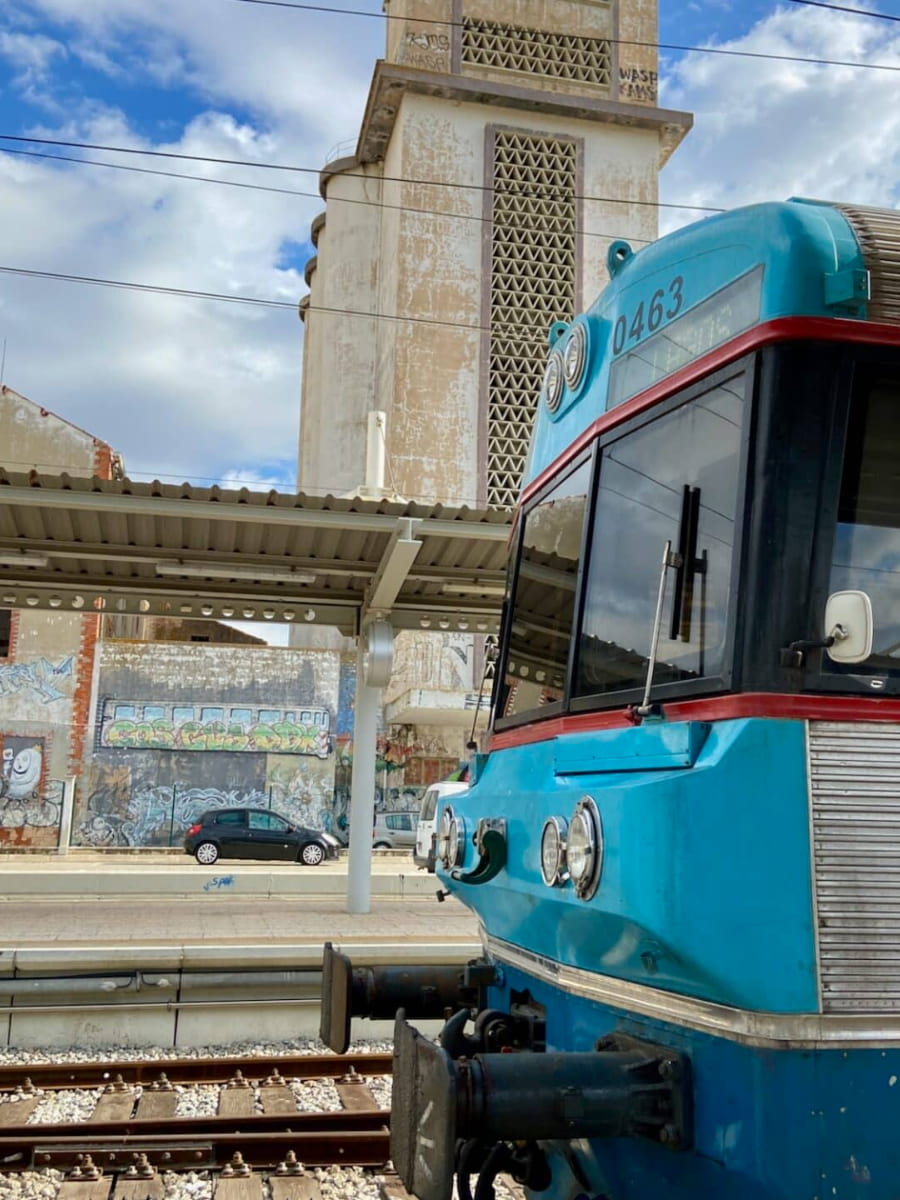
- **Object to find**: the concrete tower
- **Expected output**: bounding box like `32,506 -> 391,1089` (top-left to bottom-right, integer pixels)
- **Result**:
297,0 -> 692,779
299,0 -> 691,509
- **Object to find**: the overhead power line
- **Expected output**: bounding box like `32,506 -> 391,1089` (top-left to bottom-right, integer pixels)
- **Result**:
0,263 -> 503,332
0,265 -> 296,310
787,0 -> 900,19
224,0 -> 900,73
0,261 -> 621,339
0,133 -> 718,214
0,146 -> 662,244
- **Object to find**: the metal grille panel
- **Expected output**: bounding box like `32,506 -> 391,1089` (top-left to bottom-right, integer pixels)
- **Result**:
810,720 -> 900,1012
487,132 -> 577,509
462,17 -> 611,88
834,202 -> 900,324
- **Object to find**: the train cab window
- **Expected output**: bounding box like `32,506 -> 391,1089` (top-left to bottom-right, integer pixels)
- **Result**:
824,366 -> 900,682
499,458 -> 591,720
575,373 -> 745,700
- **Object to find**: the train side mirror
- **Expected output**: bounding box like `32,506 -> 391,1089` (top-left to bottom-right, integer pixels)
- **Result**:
824,590 -> 873,663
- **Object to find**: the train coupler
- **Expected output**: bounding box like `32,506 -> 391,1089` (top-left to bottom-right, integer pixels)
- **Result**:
318,942 -> 498,1054
390,1012 -> 693,1200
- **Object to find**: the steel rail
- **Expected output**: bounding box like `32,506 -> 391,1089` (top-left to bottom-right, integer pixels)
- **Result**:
0,1109 -> 389,1140
0,1123 -> 392,1170
0,1052 -> 393,1090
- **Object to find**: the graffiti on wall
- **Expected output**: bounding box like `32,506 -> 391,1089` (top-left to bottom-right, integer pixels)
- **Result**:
75,746 -> 339,848
0,656 -> 74,704
0,734 -> 62,845
99,702 -> 332,757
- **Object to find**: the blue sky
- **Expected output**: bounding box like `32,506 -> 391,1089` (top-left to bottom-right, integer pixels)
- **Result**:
1,0 -> 899,496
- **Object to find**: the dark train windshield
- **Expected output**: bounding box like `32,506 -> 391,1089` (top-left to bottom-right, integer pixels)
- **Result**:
575,371 -> 745,698
824,365 -> 900,681
499,458 -> 591,719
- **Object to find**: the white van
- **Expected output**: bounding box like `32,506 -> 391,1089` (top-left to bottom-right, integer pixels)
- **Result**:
413,780 -> 469,871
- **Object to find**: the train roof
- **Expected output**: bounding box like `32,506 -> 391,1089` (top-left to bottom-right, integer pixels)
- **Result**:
525,198 -> 900,487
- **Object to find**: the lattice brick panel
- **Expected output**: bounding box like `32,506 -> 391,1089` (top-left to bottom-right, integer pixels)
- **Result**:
462,16 -> 611,88
487,132 -> 577,509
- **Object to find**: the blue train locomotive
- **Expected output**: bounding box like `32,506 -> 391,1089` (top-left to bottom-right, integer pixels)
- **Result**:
322,198 -> 900,1199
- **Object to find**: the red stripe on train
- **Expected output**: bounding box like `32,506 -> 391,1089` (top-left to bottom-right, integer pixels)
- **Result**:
521,316 -> 900,507
489,692 -> 900,751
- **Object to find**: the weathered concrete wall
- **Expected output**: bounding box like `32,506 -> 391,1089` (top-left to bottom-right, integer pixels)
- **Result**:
77,642 -> 342,847
301,107 -> 662,510
0,385 -> 112,476
298,162 -> 384,498
385,0 -> 452,70
0,388 -> 116,848
0,611 -> 83,848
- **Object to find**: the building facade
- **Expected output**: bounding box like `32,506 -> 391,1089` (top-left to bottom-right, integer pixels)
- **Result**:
76,640 -> 342,847
0,386 -> 120,847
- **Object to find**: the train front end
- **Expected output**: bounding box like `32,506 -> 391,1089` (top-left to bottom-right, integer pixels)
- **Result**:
331,199 -> 900,1199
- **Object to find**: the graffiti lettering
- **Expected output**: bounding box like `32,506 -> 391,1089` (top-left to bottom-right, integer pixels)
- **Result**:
404,31 -> 449,50
404,51 -> 447,70
0,656 -> 74,704
203,875 -> 235,891
102,717 -> 331,756
618,65 -> 658,102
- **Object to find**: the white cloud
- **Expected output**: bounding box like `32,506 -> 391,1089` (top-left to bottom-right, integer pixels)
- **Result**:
660,5 -> 900,227
0,110 -> 312,480
0,0 -> 385,484
0,29 -> 65,84
11,0 -> 380,147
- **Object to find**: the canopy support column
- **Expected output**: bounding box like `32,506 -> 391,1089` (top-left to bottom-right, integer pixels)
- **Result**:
346,622 -> 393,914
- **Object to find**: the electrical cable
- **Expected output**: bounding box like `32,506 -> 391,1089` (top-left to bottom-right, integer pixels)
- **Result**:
0,264 -> 295,310
787,0 -> 900,19
0,133 -> 728,215
223,0 -> 900,74
0,263 -> 525,335
0,145 -> 660,244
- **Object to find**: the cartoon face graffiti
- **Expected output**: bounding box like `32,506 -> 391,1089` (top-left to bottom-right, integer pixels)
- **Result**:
6,746 -> 42,800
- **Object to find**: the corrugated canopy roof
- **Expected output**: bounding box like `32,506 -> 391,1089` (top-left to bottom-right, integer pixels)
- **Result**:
0,471 -> 513,636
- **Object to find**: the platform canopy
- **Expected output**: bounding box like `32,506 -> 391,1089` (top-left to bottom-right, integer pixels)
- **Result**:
0,470 -> 512,634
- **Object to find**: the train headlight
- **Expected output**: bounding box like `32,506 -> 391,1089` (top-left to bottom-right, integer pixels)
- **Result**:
563,322 -> 588,390
437,805 -> 466,870
540,816 -> 568,887
542,351 -> 564,413
566,796 -> 603,900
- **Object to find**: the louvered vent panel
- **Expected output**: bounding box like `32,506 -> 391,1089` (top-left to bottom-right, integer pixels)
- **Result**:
487,132 -> 577,509
462,16 -> 611,87
833,203 -> 900,324
810,720 -> 900,1012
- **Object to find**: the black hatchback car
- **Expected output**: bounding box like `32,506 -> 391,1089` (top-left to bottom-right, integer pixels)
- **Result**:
184,808 -> 340,866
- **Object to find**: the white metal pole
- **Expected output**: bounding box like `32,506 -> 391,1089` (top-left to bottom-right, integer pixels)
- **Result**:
57,776 -> 76,855
346,636 -> 379,913
364,411 -> 386,496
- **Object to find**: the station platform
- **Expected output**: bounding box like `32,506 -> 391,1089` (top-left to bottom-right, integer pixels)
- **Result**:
0,850 -> 480,964
0,852 -> 482,1048
0,849 -> 438,900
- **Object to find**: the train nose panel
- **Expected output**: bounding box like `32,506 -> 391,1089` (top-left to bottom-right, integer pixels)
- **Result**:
391,1013 -> 693,1200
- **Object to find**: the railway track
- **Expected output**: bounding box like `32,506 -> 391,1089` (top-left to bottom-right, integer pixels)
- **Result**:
0,1052 -> 405,1199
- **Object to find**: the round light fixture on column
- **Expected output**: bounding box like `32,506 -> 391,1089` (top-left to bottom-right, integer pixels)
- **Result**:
364,620 -> 394,688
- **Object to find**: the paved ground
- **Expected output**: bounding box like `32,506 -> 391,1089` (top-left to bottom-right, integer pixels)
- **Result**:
0,851 -> 480,952
1,894 -> 478,948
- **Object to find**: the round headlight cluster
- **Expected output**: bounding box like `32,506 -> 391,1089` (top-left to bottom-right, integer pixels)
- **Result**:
542,351 -> 564,413
540,796 -> 602,900
567,796 -> 603,899
540,816 -> 568,887
437,805 -> 466,871
563,322 -> 588,390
